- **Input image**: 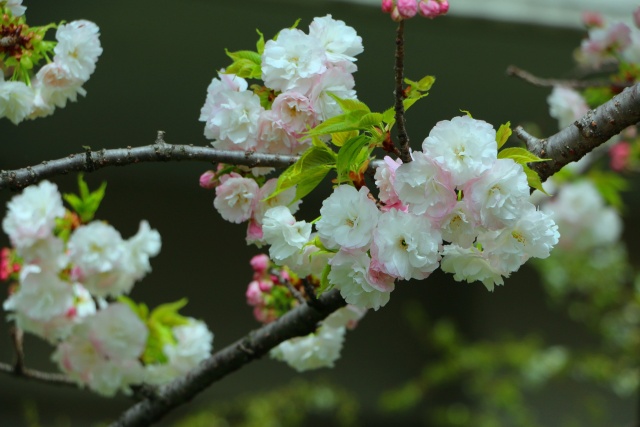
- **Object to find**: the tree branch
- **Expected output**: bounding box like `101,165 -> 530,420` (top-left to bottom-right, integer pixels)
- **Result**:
516,82 -> 640,183
110,289 -> 346,427
0,137 -> 386,191
506,65 -> 631,90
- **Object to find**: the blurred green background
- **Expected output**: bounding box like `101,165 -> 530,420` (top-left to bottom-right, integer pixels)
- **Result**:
0,0 -> 636,426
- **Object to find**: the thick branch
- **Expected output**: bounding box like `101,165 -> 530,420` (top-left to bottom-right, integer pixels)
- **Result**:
516,82 -> 640,182
110,289 -> 346,427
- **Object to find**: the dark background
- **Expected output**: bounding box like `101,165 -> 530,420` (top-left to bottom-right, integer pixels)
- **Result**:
0,0 -> 634,425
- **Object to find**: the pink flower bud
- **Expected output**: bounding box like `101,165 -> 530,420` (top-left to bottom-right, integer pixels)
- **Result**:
391,7 -> 403,21
582,11 -> 604,28
437,0 -> 449,14
634,7 -> 640,29
199,170 -> 217,189
381,0 -> 394,13
609,141 -> 632,171
280,270 -> 291,282
418,0 -> 440,18
250,253 -> 270,273
258,279 -> 273,292
397,0 -> 418,18
246,280 -> 263,306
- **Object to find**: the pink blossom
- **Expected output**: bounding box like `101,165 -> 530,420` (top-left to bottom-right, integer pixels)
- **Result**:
246,281 -> 264,306
199,170 -> 217,189
418,0 -> 443,18
438,0 -> 449,14
258,279 -> 274,292
250,254 -> 270,274
609,141 -> 632,171
397,0 -> 418,18
381,0 -> 394,13
582,11 -> 604,28
213,173 -> 260,224
374,156 -> 403,207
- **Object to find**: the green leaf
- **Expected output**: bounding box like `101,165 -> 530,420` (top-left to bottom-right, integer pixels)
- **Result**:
336,135 -> 372,184
150,298 -> 190,327
496,121 -> 512,149
459,109 -> 473,118
224,49 -> 262,79
256,29 -> 265,55
522,165 -> 548,195
358,112 -> 384,129
269,143 -> 336,202
331,130 -> 359,147
381,107 -> 395,125
306,110 -> 368,137
117,296 -> 149,321
327,92 -> 370,114
317,264 -> 333,296
498,147 -> 549,165
62,174 -> 107,223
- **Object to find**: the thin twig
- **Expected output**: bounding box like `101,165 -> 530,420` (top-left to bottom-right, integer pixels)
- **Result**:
0,138 -> 386,192
0,361 -> 78,387
10,326 -> 24,373
394,20 -> 411,163
506,65 -> 631,90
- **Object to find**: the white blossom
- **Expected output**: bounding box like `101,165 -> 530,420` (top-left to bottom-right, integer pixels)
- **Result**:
422,115 -> 497,187
308,14 -> 363,71
270,322 -> 345,372
54,20 -> 103,81
3,265 -> 74,322
145,319 -> 214,385
262,28 -> 327,93
440,244 -> 505,291
328,249 -> 394,310
2,180 -> 65,249
547,86 -> 589,130
124,220 -> 162,280
316,185 -> 380,250
202,89 -> 262,150
30,62 -> 86,118
440,201 -> 479,248
3,0 -> 26,16
213,174 -> 260,224
394,151 -> 457,220
262,206 -> 312,261
371,209 -> 442,280
0,80 -> 34,125
309,66 -> 356,121
464,158 -> 529,229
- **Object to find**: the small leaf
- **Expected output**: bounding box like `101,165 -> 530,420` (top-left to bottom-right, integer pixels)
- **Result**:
331,130 -> 359,147
336,135 -> 371,184
495,121 -> 512,149
327,92 -> 370,114
306,110 -> 368,137
522,165 -> 549,195
498,147 -> 549,165
256,29 -> 265,54
358,112 -> 384,129
459,109 -> 473,118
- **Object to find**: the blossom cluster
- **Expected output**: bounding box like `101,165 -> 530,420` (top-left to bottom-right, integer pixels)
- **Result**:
200,16 -> 560,372
199,15 -> 363,160
381,0 -> 450,21
244,253 -> 365,371
0,3 -> 102,124
575,8 -> 640,68
1,180 -> 213,395
269,116 -> 558,306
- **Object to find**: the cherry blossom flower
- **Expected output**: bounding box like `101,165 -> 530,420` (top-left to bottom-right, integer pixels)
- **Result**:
316,185 -> 380,250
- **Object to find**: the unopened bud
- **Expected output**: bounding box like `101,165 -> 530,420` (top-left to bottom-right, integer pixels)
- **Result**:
381,0 -> 394,13
418,0 -> 440,18
199,170 -> 217,189
582,11 -> 604,28
397,0 -> 418,18
438,0 -> 449,14
250,253 -> 270,274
